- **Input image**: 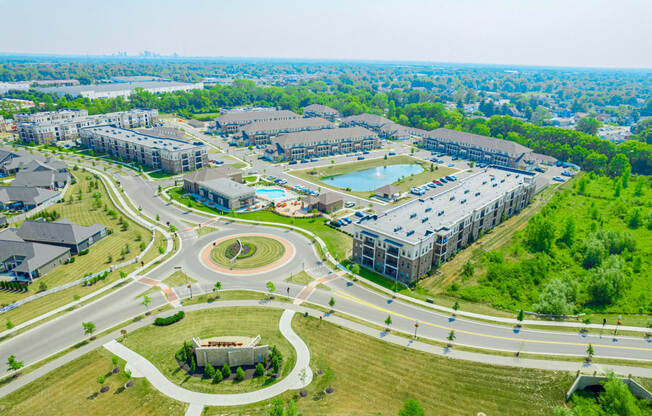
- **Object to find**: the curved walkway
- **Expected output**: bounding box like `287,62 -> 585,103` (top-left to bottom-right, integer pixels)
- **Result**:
199,233 -> 296,276
103,309 -> 312,407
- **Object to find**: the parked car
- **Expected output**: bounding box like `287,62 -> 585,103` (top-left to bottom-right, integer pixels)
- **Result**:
432,180 -> 442,185
534,167 -> 544,173
388,151 -> 396,156
439,177 -> 447,183
447,163 -> 455,167
345,201 -> 356,208
288,160 -> 298,165
552,176 -> 565,182
354,211 -> 365,217
301,159 -> 310,163
363,151 -> 370,154
357,156 -> 365,160
311,158 -> 318,162
428,183 -> 437,188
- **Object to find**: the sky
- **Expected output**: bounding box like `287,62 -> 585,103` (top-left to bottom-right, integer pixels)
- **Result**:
1,0 -> 651,69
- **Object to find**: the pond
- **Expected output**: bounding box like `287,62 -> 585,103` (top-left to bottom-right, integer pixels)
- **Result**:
324,164 -> 424,192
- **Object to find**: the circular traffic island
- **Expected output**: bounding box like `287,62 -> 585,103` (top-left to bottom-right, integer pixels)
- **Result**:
202,233 -> 294,275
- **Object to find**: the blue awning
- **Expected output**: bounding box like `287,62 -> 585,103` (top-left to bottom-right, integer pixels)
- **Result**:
360,230 -> 379,239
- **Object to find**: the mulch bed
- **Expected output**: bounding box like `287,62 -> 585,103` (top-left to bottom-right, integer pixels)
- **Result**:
174,357 -> 277,382
125,380 -> 135,388
325,386 -> 334,394
100,386 -> 110,393
112,366 -> 121,374
225,241 -> 256,260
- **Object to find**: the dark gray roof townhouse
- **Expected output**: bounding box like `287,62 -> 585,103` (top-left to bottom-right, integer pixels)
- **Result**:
303,104 -> 339,120
0,150 -> 46,175
215,110 -> 300,133
269,127 -> 380,161
12,158 -> 70,188
423,128 -> 532,167
379,123 -> 427,140
341,113 -> 393,132
16,218 -> 107,254
240,117 -> 334,145
0,186 -> 60,210
0,229 -> 70,280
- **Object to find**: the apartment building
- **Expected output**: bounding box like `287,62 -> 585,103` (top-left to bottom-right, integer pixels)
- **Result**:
268,127 -> 380,161
240,117 -> 334,145
80,126 -> 208,174
352,167 -> 537,283
422,128 -> 532,168
17,109 -> 159,144
303,104 -> 339,121
215,110 -> 300,134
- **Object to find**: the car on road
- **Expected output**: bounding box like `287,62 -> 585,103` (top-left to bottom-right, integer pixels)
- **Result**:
534,167 -> 545,173
363,151 -> 370,154
388,151 -> 396,156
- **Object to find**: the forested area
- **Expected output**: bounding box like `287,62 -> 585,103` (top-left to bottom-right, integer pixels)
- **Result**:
5,77 -> 651,174
451,173 -> 651,315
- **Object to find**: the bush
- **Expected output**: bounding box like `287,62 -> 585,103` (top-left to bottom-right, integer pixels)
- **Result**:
221,364 -> 231,378
213,369 -> 223,383
204,363 -> 215,379
78,249 -> 89,256
255,362 -> 265,376
154,311 -> 185,326
235,366 -> 245,381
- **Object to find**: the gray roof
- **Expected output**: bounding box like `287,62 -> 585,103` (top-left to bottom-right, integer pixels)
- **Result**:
81,126 -> 206,152
304,104 -> 339,116
318,192 -> 343,205
272,127 -> 378,147
426,128 -> 532,158
380,123 -> 427,137
216,110 -> 300,126
0,186 -> 60,205
241,117 -> 333,136
16,218 -> 106,246
35,81 -> 200,97
341,113 -> 393,129
0,229 -> 69,274
375,184 -> 402,195
197,177 -> 254,199
356,167 -> 536,244
183,166 -> 241,184
21,158 -> 68,172
12,170 -> 55,188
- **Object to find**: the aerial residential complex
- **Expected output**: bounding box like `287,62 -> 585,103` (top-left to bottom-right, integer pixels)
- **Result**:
352,166 -> 537,283
215,109 -> 300,133
422,128 -> 533,168
80,126 -> 208,173
240,117 -> 334,145
17,108 -> 159,144
268,126 -> 380,160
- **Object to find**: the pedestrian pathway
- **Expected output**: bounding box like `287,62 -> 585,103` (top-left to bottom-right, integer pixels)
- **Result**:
103,309 -> 312,406
137,277 -> 180,307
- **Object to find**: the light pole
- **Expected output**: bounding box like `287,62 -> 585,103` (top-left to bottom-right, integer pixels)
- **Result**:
414,321 -> 419,339
174,266 -> 191,299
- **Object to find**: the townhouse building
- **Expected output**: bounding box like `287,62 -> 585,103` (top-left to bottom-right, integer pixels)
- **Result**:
352,167 -> 537,283
240,117 -> 333,145
215,110 -> 300,134
341,113 -> 393,133
79,126 -> 207,174
422,128 -> 532,168
268,127 -> 380,161
303,104 -> 339,121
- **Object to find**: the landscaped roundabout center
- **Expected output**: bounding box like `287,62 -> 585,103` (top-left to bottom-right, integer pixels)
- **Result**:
209,236 -> 286,270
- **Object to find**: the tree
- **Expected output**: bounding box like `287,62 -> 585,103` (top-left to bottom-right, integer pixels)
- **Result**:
398,399 -> 425,416
82,321 -> 96,338
525,215 -> 555,252
462,260 -> 474,278
221,364 -> 231,378
213,369 -> 223,383
447,330 -> 456,344
39,281 -> 48,292
141,295 -> 151,312
588,256 -> 628,305
204,363 -> 215,379
586,344 -> 594,361
351,263 -> 360,275
385,314 -> 392,330
235,366 -> 245,381
266,281 -> 275,298
6,355 -> 23,372
255,362 -> 265,376
97,375 -> 105,386
213,281 -> 222,297
608,153 -> 631,178
575,117 -> 601,135
533,277 -> 577,316
452,301 -> 459,316
558,217 -> 576,247
328,297 -> 335,310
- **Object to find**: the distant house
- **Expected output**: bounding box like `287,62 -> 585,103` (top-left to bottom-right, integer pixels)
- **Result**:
16,219 -> 107,254
194,177 -> 255,211
302,192 -> 343,213
0,186 -> 60,211
0,228 -> 71,281
374,184 -> 402,201
303,104 -> 339,121
183,166 -> 243,194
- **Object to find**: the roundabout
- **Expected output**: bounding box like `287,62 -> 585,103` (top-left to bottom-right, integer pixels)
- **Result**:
200,233 -> 296,275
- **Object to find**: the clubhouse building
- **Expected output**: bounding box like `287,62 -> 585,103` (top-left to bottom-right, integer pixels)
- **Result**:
352,166 -> 537,283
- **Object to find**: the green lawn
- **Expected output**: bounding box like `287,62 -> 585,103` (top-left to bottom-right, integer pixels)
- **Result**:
290,155 -> 459,199
168,187 -> 352,260
122,308 -> 296,394
195,226 -> 219,237
162,270 -> 197,288
204,314 -> 576,416
0,348 -> 187,416
209,236 -> 285,269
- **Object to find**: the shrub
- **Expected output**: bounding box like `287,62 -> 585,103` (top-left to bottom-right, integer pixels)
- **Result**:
221,364 -> 231,378
235,367 -> 245,381
255,362 -> 265,376
78,249 -> 89,256
154,311 -> 185,326
213,370 -> 223,383
204,363 -> 215,379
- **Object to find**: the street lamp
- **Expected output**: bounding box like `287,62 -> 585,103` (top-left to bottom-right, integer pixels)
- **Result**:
414,321 -> 419,339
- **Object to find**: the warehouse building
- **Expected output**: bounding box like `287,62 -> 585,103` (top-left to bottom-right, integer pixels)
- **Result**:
240,117 -> 334,145
352,167 -> 537,283
268,127 -> 380,161
215,110 -> 300,134
17,108 -> 159,144
422,128 -> 532,168
34,81 -> 203,99
303,104 -> 339,121
80,126 -> 207,174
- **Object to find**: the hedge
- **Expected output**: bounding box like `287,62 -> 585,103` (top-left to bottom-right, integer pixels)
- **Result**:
154,310 -> 185,326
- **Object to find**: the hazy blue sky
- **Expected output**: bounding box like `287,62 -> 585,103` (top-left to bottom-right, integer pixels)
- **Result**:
1,0 -> 650,68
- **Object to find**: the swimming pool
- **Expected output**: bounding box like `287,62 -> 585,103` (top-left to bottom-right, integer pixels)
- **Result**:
324,164 -> 424,192
255,188 -> 288,200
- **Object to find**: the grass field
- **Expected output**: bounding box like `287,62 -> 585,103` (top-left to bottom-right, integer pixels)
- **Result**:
162,270 -> 197,288
209,236 -> 285,269
203,314 -> 576,415
290,155 -> 458,199
0,348 -> 187,416
285,271 -> 331,291
195,226 -> 219,237
122,308 -> 296,394
168,187 -> 352,260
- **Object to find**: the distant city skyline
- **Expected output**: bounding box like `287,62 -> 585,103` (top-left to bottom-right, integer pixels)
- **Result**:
1,0 -> 650,69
